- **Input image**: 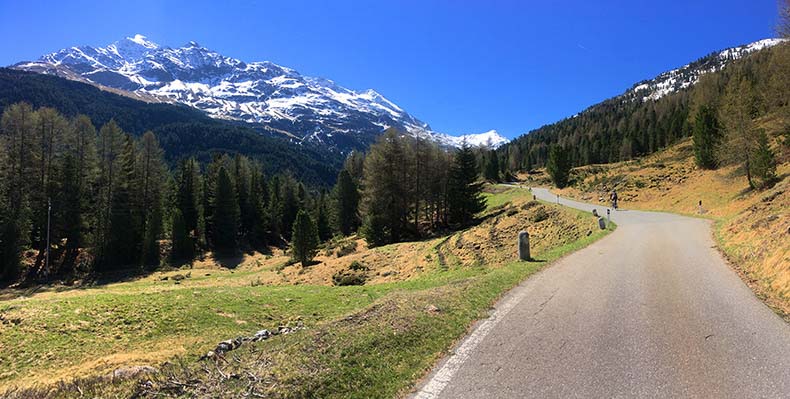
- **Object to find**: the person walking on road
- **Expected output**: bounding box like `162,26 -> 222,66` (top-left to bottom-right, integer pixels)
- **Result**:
610,190 -> 618,210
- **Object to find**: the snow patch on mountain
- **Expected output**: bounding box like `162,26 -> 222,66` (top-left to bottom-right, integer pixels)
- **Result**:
431,129 -> 509,148
625,38 -> 785,103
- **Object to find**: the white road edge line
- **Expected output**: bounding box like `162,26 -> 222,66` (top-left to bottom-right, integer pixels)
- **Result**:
412,278 -> 540,398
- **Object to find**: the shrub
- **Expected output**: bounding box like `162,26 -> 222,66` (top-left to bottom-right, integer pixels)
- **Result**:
332,271 -> 366,286
348,260 -> 368,271
529,207 -> 549,223
335,241 -> 358,258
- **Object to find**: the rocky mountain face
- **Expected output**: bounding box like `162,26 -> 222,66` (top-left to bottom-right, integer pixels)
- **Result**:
14,34 -> 508,152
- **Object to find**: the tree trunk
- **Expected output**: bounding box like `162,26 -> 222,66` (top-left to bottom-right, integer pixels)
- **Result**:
745,155 -> 754,189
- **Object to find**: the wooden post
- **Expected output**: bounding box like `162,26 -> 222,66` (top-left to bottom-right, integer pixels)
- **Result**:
518,231 -> 530,261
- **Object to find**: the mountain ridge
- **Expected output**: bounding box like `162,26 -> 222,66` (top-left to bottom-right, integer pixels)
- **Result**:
14,34 -> 508,151
620,38 -> 784,103
501,37 -> 786,169
0,67 -> 342,185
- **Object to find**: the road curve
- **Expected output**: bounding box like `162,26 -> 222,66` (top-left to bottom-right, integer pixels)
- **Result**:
412,187 -> 790,398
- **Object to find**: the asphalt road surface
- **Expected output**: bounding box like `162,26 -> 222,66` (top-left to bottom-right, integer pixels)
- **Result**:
412,187 -> 790,398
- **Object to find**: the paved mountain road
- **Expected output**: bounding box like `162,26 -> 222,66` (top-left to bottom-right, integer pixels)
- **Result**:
413,187 -> 790,398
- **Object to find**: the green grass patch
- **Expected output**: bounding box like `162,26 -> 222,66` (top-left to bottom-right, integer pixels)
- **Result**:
1,190 -> 615,398
482,187 -> 524,211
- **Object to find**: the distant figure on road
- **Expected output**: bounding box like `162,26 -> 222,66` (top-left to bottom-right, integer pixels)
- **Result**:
610,190 -> 618,210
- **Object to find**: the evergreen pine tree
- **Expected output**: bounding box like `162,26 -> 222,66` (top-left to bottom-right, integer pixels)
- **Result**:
139,132 -> 167,267
177,158 -> 202,256
105,135 -> 142,268
343,150 -> 366,183
692,105 -> 722,169
315,191 -> 330,242
279,176 -> 300,240
291,209 -> 319,267
447,145 -> 486,225
212,166 -> 239,254
483,150 -> 499,182
332,169 -> 360,236
67,115 -> 98,257
0,103 -> 35,281
248,165 -> 269,248
171,209 -> 192,261
267,175 -> 283,238
360,214 -> 389,247
59,154 -> 82,262
750,130 -> 777,188
234,155 -> 254,238
546,145 -> 571,188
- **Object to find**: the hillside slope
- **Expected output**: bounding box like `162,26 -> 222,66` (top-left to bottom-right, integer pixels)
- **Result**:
551,128 -> 789,318
500,39 -> 786,169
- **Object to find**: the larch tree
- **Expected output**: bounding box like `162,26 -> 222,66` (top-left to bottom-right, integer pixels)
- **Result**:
95,119 -> 126,265
68,115 -> 98,250
720,77 -> 760,188
360,129 -> 410,246
31,108 -> 68,265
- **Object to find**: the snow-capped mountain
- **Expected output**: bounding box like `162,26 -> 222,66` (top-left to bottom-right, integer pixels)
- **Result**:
14,34 -> 508,151
623,38 -> 785,102
415,129 -> 510,148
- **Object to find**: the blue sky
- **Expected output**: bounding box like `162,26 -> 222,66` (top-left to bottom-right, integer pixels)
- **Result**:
0,0 -> 780,139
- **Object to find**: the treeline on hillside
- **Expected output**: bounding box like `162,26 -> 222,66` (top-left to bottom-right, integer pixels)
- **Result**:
0,68 -> 341,185
688,43 -> 787,188
497,42 -> 789,187
358,129 -> 486,247
0,109 -> 487,282
0,103 -> 337,282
